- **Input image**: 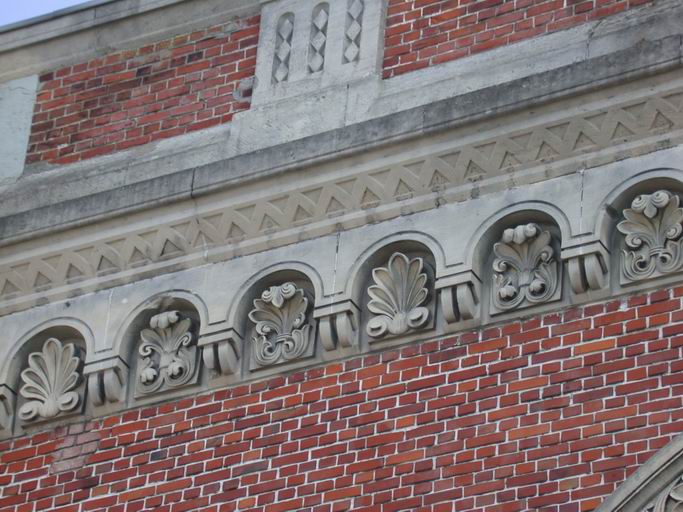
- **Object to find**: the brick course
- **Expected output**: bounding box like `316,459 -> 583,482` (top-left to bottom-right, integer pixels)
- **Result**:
383,0 -> 654,78
1,286 -> 683,511
26,16 -> 260,166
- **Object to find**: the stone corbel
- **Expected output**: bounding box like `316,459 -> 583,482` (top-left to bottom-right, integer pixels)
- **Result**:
314,300 -> 360,350
199,324 -> 242,377
0,384 -> 16,437
85,357 -> 129,407
436,271 -> 482,326
562,241 -> 609,294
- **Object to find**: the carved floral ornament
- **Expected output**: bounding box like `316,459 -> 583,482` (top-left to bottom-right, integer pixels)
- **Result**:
136,311 -> 199,396
617,190 -> 683,283
248,282 -> 313,367
12,188 -> 683,433
491,223 -> 560,313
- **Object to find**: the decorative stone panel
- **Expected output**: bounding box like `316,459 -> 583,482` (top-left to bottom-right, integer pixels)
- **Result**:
273,13 -> 295,83
490,224 -> 561,314
308,4 -> 329,73
617,190 -> 683,284
5,169 -> 683,435
135,311 -> 199,397
18,338 -> 83,423
252,0 -> 385,105
248,282 -> 315,369
365,252 -> 431,340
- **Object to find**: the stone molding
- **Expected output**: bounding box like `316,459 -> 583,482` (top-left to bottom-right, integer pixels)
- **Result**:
2,164 -> 683,436
1,82 -> 683,316
1,0 -> 683,442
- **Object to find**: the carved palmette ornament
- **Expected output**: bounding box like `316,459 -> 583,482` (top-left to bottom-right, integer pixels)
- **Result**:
136,311 -> 198,395
366,252 -> 430,338
19,338 -> 83,422
617,190 -> 683,283
249,283 -> 313,367
491,223 -> 559,312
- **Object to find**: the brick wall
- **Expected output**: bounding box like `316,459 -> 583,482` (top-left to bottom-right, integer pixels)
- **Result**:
383,0 -> 654,78
26,16 -> 260,166
2,286 -> 683,512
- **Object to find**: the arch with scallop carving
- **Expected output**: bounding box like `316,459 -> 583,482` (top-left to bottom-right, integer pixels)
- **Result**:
342,233 -> 439,346
0,317 -> 94,386
342,231 -> 446,299
0,318 -> 92,436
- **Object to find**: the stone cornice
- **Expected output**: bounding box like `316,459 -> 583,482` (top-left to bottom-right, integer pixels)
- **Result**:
0,70 -> 682,315
0,35 -> 679,249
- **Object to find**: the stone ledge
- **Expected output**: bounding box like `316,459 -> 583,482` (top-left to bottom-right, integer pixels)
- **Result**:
0,35 -> 679,247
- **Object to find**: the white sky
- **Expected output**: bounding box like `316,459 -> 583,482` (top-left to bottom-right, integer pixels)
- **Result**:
0,0 -> 92,27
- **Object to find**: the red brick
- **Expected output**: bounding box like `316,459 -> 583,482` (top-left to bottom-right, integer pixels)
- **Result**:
2,285 -> 681,512
26,16 -> 259,165
382,0 -> 652,78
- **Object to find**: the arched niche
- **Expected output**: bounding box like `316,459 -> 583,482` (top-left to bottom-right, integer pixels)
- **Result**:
350,238 -> 437,344
472,208 -> 564,317
230,267 -> 318,373
596,169 -> 683,242
5,321 -> 90,431
597,170 -> 683,287
464,202 -> 572,279
118,292 -> 204,402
